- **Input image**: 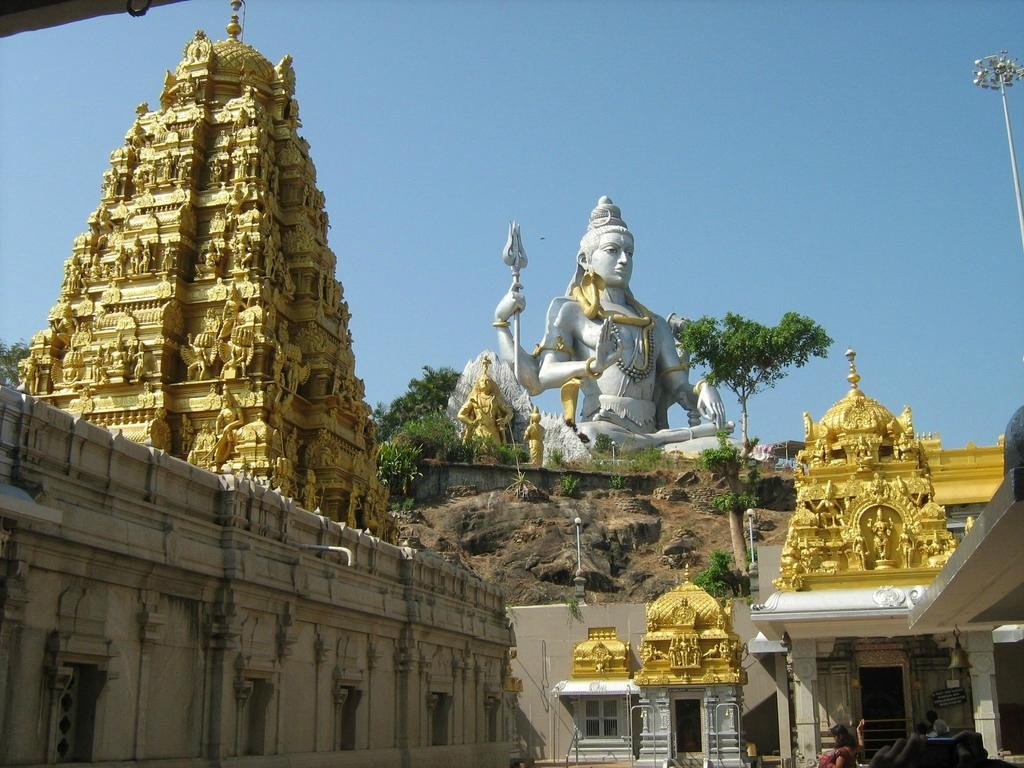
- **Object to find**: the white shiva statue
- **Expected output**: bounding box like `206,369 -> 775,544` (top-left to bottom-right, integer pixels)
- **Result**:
493,196 -> 731,450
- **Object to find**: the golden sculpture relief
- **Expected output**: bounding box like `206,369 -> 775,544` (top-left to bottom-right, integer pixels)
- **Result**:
571,628 -> 631,679
17,10 -> 392,540
776,351 -> 958,591
634,575 -> 745,686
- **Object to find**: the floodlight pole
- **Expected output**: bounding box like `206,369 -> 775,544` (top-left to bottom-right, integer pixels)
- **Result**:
974,51 -> 1024,256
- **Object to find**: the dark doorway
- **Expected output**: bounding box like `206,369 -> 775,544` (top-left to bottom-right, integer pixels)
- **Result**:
859,666 -> 907,756
674,698 -> 702,754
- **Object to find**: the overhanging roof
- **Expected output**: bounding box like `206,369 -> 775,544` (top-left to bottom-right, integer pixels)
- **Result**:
552,679 -> 639,696
909,468 -> 1024,631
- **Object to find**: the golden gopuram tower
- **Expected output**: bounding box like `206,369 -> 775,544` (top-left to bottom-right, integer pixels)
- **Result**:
635,574 -> 745,686
17,7 -> 391,539
775,349 -> 958,591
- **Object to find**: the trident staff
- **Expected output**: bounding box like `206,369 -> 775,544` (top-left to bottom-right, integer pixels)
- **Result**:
500,221 -> 528,380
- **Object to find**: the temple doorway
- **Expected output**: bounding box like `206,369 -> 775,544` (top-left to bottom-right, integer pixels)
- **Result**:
859,666 -> 908,756
674,698 -> 702,756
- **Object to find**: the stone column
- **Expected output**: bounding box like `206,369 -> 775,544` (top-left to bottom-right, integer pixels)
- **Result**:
966,630 -> 1001,754
133,597 -> 165,760
773,654 -> 794,761
0,539 -> 28,764
635,687 -> 672,768
204,590 -> 240,760
707,684 -> 746,768
790,638 -> 820,767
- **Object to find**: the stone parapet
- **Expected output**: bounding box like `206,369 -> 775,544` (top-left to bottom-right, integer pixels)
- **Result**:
0,386 -> 511,767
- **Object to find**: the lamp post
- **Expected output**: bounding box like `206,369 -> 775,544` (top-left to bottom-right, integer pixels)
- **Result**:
745,508 -> 757,564
573,516 -> 586,600
974,51 -> 1024,256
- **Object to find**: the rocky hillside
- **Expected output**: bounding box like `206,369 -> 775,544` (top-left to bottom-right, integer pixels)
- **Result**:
394,464 -> 796,606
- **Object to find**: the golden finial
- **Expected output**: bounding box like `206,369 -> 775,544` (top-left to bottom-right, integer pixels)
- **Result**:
226,0 -> 243,40
845,348 -> 860,390
683,564 -> 691,583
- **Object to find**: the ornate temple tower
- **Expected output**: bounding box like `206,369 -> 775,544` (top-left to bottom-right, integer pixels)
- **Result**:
774,349 -> 958,591
17,7 -> 390,538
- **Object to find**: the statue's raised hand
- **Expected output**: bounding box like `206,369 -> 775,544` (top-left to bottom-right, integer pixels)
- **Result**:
494,282 -> 525,324
697,382 -> 728,428
593,318 -> 622,373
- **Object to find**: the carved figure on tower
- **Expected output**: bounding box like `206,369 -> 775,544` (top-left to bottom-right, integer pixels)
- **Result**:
494,196 -> 730,450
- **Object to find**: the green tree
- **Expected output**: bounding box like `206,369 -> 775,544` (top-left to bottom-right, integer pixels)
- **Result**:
0,339 -> 29,387
693,549 -> 735,598
677,312 -> 831,455
698,432 -> 759,578
372,365 -> 460,442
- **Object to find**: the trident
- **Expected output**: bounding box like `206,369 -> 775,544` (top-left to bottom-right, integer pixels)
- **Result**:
501,220 -> 528,380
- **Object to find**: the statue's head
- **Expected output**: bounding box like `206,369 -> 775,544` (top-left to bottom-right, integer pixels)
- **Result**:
570,196 -> 634,292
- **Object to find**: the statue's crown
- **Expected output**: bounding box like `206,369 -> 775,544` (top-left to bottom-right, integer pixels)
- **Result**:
587,196 -> 628,232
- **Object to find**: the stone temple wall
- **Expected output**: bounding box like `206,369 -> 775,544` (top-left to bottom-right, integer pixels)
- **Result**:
0,386 -> 511,768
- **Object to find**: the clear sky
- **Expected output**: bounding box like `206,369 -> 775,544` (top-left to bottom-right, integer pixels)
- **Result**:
1,0 -> 1021,449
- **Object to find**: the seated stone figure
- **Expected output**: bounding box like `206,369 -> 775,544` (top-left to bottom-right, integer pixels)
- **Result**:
494,196 -> 730,450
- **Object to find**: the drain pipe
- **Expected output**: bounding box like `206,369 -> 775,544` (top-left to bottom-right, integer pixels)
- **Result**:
298,544 -> 354,566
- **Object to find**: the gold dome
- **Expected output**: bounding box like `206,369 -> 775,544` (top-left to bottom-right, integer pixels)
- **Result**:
819,387 -> 895,438
645,577 -> 727,632
211,38 -> 276,87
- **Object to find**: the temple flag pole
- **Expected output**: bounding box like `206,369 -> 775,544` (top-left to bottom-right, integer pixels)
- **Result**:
501,220 -> 528,380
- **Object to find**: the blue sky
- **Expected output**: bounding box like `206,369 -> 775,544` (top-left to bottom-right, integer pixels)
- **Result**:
1,0 -> 1021,449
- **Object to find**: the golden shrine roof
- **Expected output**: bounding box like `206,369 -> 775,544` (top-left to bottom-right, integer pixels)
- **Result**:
645,576 -> 723,631
571,627 -> 630,680
819,387 -> 896,438
775,350 -> 957,591
211,38 -> 276,84
635,576 -> 745,687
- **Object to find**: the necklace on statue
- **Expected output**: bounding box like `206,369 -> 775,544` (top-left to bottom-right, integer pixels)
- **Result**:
609,316 -> 655,380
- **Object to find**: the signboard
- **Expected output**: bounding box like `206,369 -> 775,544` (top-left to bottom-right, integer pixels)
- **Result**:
931,687 -> 967,707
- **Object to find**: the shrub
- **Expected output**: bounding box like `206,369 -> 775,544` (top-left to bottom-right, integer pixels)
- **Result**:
627,447 -> 664,473
549,448 -> 566,468
609,474 -> 627,490
592,433 -> 614,455
558,473 -> 580,498
694,549 -> 734,598
394,412 -> 462,461
376,441 -> 422,496
494,442 -> 530,466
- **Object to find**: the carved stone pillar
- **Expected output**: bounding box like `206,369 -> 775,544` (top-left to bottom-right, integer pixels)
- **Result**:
635,687 -> 671,768
204,588 -> 241,760
966,630 -> 1001,753
706,684 -> 746,768
133,596 -> 166,760
790,638 -> 820,767
0,536 -> 28,763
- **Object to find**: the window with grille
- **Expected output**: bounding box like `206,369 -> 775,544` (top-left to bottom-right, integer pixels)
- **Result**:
583,698 -> 618,737
54,664 -> 102,763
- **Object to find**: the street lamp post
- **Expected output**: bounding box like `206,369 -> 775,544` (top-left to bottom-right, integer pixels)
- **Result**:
974,51 -> 1024,256
573,516 -> 586,600
745,508 -> 757,564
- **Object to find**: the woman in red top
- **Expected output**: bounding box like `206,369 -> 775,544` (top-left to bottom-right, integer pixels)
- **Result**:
822,720 -> 866,768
